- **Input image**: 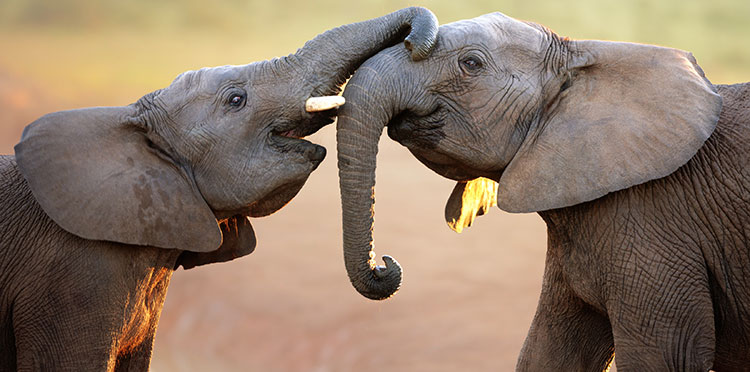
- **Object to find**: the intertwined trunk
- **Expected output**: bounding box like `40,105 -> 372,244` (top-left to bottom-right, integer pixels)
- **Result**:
336,54 -> 405,300
290,7 -> 437,97
284,8 -> 438,301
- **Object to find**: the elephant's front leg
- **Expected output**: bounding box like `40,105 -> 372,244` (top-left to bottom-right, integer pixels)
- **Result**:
13,287 -> 122,371
114,331 -> 158,372
114,270 -> 172,372
517,252 -> 615,372
606,245 -> 715,372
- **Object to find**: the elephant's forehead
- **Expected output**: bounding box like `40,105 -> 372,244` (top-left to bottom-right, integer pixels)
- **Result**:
439,12 -> 545,53
155,65 -> 250,110
169,65 -> 248,93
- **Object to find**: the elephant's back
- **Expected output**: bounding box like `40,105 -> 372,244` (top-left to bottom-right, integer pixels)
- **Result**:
0,155 -> 64,282
712,83 -> 750,167
716,83 -> 750,127
0,154 -> 56,236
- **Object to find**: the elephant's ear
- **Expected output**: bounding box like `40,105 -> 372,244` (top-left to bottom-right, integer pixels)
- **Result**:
14,106 -> 222,252
445,178 -> 498,233
176,215 -> 256,269
497,40 -> 722,213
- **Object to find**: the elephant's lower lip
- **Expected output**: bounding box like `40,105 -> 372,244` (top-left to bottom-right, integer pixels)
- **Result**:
309,144 -> 326,163
269,135 -> 326,163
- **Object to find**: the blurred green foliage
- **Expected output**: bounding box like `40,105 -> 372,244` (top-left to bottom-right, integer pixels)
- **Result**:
0,0 -> 747,105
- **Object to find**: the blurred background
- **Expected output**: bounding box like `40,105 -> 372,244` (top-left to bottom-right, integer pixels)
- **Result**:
1,0 -> 748,370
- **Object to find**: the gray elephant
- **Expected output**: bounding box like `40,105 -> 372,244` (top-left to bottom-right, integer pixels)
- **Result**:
335,12 -> 750,371
0,8 -> 438,371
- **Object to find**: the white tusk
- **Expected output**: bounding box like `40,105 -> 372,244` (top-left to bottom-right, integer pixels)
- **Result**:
305,96 -> 345,112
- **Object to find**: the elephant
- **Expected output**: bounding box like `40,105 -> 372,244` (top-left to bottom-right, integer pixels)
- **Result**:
0,7 -> 438,371
334,11 -> 750,371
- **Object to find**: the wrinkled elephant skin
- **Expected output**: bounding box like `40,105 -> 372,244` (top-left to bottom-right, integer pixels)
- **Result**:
336,11 -> 750,371
0,8 -> 438,371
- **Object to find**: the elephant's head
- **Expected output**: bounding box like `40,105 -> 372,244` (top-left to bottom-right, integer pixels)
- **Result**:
336,12 -> 722,299
14,7 -> 438,269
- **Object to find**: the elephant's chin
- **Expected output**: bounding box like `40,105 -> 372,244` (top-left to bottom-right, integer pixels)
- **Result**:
244,179 -> 309,217
410,150 -> 501,182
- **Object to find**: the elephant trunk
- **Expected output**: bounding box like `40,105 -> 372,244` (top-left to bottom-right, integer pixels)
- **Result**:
292,7 -> 437,97
336,54 -> 405,300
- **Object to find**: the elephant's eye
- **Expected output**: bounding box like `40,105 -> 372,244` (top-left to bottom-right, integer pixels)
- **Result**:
460,55 -> 483,73
228,92 -> 246,108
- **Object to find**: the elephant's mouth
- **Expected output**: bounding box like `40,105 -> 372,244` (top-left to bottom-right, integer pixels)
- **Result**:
386,105 -> 446,149
269,116 -> 330,163
247,116 -> 329,218
276,111 -> 335,139
387,107 -> 502,181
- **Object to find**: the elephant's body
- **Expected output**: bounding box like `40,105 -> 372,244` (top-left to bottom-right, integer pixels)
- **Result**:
525,83 -> 750,371
334,10 -> 750,370
0,7 -> 439,371
0,155 -> 178,371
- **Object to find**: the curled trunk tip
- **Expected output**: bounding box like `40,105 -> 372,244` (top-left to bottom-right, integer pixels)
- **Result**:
351,255 -> 402,300
404,8 -> 439,61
